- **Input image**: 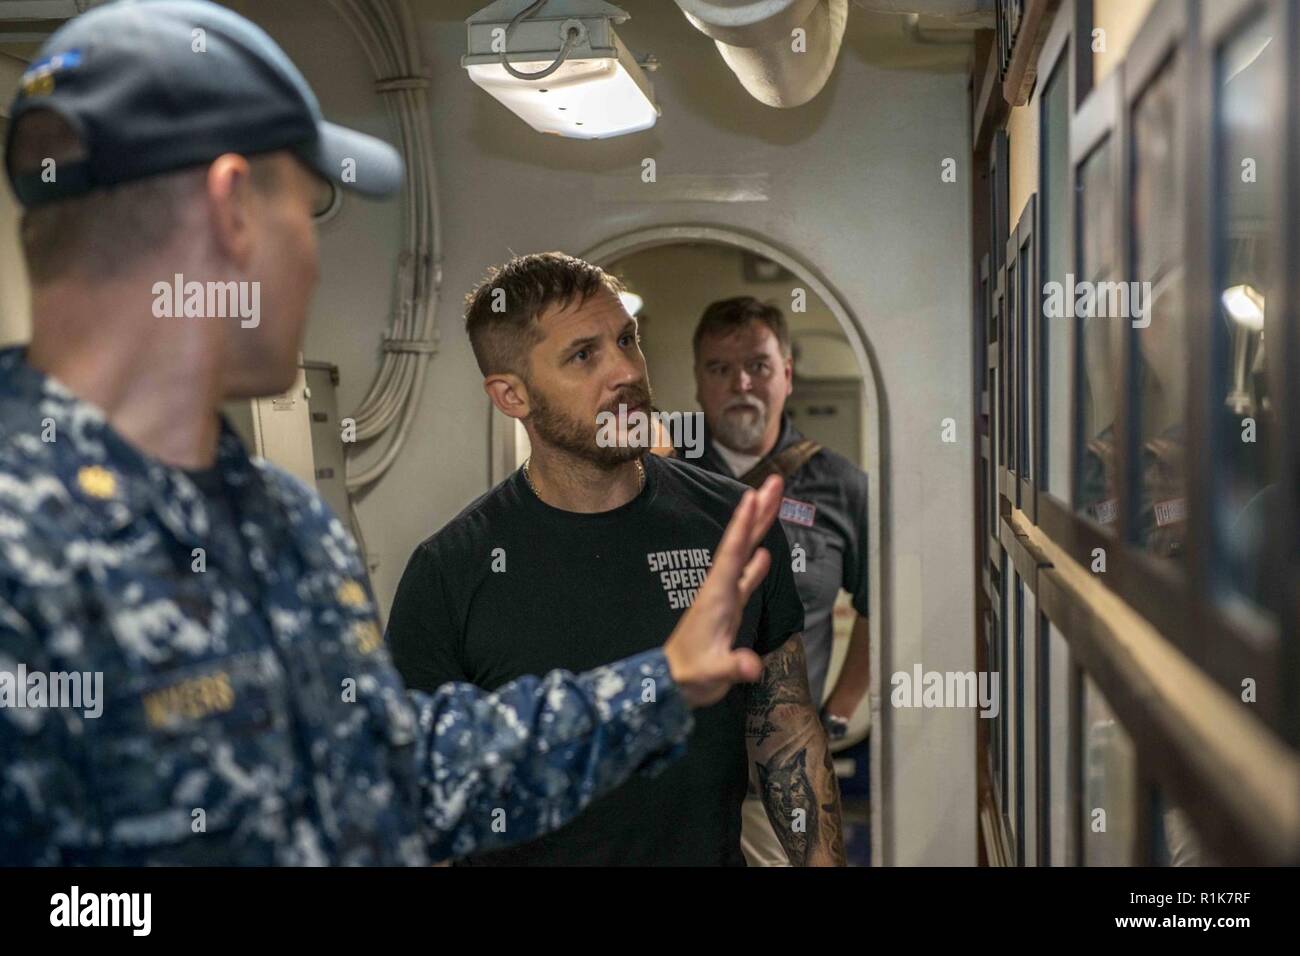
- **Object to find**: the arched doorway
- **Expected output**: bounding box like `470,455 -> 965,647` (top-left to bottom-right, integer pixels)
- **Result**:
484,224 -> 892,862
587,224 -> 891,863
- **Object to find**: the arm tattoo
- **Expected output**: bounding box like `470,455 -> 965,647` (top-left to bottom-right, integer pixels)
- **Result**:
757,750 -> 817,865
747,637 -> 847,865
819,745 -> 844,858
745,639 -> 808,746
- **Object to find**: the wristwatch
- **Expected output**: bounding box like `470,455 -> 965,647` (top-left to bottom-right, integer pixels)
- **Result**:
822,710 -> 850,742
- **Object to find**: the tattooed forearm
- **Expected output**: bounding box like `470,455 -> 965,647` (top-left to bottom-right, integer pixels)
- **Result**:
745,639 -> 807,746
819,746 -> 844,859
757,749 -> 817,864
747,636 -> 847,866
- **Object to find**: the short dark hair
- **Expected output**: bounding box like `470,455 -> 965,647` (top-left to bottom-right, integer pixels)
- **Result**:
692,296 -> 791,360
9,109 -> 283,285
463,252 -> 624,377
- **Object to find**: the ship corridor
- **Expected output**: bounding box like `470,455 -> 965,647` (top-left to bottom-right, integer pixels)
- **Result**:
0,0 -> 1297,879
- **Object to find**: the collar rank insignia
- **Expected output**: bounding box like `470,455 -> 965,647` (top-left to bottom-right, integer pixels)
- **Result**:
77,465 -> 117,500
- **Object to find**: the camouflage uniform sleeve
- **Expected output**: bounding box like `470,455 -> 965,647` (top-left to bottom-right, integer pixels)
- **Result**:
0,594 -> 84,866
410,648 -> 693,862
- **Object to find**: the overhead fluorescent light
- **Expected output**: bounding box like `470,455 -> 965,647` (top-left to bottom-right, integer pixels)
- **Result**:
463,0 -> 658,140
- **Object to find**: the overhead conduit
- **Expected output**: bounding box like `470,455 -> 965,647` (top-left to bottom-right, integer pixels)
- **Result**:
672,0 -> 849,108
327,0 -> 442,571
672,0 -> 991,107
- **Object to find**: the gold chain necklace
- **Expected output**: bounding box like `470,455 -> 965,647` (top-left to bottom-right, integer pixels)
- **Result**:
523,457 -> 645,498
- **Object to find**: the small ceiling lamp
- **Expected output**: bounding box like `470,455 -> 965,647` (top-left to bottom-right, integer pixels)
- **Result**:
463,0 -> 659,140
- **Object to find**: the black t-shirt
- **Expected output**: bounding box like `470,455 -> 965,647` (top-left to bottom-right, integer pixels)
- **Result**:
386,453 -> 805,866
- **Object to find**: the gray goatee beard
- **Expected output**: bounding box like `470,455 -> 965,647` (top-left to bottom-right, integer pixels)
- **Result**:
712,401 -> 768,454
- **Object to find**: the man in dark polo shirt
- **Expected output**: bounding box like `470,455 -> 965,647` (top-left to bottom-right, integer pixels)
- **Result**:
688,297 -> 872,865
386,253 -> 845,866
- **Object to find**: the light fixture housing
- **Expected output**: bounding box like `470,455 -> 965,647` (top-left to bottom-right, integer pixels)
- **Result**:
463,0 -> 659,140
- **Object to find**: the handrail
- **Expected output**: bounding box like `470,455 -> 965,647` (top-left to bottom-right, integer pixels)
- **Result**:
1009,507 -> 1300,865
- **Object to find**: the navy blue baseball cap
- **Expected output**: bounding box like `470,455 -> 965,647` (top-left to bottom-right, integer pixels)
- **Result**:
4,0 -> 403,207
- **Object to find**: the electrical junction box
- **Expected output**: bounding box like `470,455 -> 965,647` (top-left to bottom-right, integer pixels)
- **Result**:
224,358 -> 347,521
225,360 -> 379,592
300,360 -> 351,524
224,363 -> 314,485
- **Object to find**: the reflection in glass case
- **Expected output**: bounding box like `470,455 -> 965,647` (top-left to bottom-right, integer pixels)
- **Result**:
1082,675 -> 1136,865
1152,787 -> 1216,866
1132,56 -> 1187,561
1075,139 -> 1123,530
1214,14 -> 1281,617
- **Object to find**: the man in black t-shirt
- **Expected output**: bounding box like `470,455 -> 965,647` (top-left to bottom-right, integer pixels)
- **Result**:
386,252 -> 845,866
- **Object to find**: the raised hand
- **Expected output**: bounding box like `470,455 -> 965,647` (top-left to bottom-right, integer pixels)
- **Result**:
663,475 -> 784,709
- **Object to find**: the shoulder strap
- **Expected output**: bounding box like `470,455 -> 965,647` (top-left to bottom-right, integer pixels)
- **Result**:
736,438 -> 822,489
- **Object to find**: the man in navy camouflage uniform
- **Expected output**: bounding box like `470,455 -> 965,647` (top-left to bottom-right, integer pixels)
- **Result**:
0,0 -> 783,865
